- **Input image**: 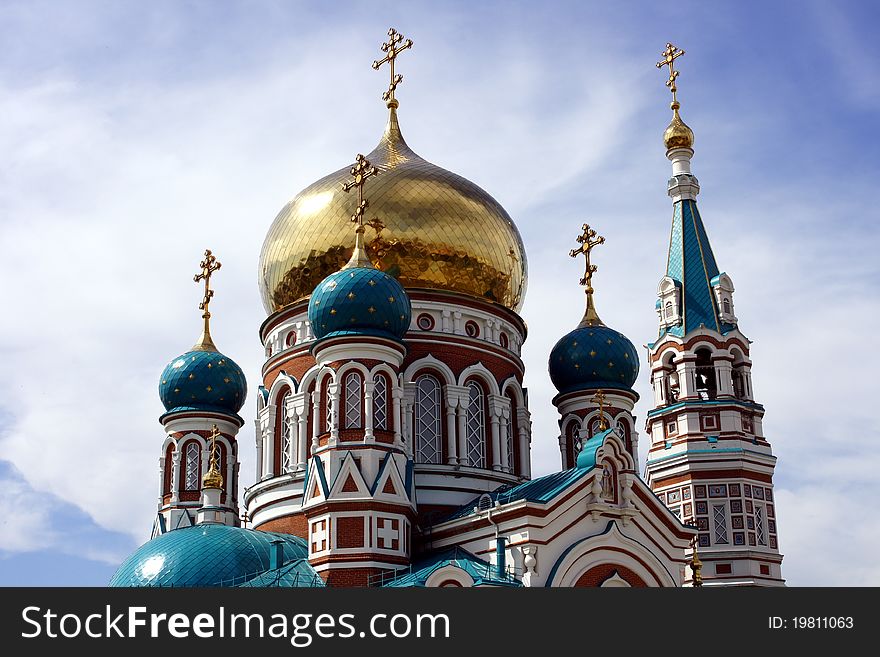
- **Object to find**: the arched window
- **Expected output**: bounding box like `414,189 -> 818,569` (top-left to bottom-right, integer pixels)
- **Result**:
373,374 -> 388,431
183,441 -> 200,492
465,381 -> 486,468
723,298 -> 731,315
505,391 -> 520,475
664,301 -> 673,319
320,377 -> 331,434
566,421 -> 580,470
695,348 -> 717,400
414,375 -> 442,464
344,372 -> 363,429
280,391 -> 292,473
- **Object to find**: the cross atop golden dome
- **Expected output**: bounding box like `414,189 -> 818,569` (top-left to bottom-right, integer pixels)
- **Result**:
192,249 -> 221,352
656,42 -> 695,152
569,223 -> 605,328
372,28 -> 413,109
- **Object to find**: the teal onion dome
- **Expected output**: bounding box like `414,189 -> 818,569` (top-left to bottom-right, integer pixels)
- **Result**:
109,525 -> 323,587
159,349 -> 247,419
548,324 -> 639,394
308,266 -> 411,343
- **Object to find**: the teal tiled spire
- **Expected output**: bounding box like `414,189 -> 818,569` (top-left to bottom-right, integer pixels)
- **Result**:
662,199 -> 735,337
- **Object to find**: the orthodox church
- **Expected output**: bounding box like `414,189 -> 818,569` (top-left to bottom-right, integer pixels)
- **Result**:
110,34 -> 784,588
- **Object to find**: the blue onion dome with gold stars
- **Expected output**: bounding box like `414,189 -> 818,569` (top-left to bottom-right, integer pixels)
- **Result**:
549,224 -> 639,394
549,324 -> 639,394
159,348 -> 247,420
308,266 -> 411,343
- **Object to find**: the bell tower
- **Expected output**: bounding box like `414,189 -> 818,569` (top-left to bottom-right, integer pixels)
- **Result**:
644,44 -> 783,586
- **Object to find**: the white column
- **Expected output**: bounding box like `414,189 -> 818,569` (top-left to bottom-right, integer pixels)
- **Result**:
652,370 -> 667,406
254,420 -> 263,480
364,379 -> 375,441
716,359 -> 734,397
297,411 -> 308,469
225,445 -> 235,507
392,386 -> 403,449
445,399 -> 458,465
489,410 -> 501,471
457,404 -> 467,466
311,390 -> 321,453
157,456 -> 166,507
678,360 -> 698,398
403,383 -> 416,458
170,451 -> 181,503
499,410 -> 510,473
453,311 -> 463,335
328,381 -> 339,444
517,408 -> 531,479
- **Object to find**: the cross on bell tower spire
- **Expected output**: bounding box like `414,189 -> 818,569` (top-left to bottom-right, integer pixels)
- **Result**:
569,223 -> 606,327
372,27 -> 413,109
656,42 -> 685,107
192,249 -> 221,351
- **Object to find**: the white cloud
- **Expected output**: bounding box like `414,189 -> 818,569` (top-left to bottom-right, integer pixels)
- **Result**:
0,2 -> 877,586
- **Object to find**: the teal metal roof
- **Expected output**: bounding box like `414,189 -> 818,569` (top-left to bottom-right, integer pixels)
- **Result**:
379,546 -> 521,587
237,559 -> 325,587
109,524 -> 321,587
661,200 -> 735,338
159,349 -> 247,420
646,398 -> 765,418
548,324 -> 639,395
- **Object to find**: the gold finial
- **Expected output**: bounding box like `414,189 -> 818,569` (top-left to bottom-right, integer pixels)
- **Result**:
341,154 -> 380,269
192,249 -> 221,351
689,534 -> 703,587
202,424 -> 224,489
569,223 -> 606,327
372,27 -> 413,109
656,42 -> 694,151
590,390 -> 609,431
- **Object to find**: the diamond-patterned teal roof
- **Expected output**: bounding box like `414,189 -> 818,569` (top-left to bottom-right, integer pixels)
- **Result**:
159,349 -> 247,420
661,200 -> 735,338
109,525 -> 319,587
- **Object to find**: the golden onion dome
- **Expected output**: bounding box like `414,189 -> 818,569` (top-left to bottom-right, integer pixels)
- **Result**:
663,101 -> 694,151
258,108 -> 528,314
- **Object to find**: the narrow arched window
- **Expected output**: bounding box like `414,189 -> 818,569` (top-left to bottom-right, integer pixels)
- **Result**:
163,443 -> 174,496
723,298 -> 731,315
504,412 -> 513,473
465,381 -> 486,468
664,301 -> 673,318
280,391 -> 292,473
183,441 -> 200,491
344,372 -> 363,429
414,375 -> 442,464
373,374 -> 388,431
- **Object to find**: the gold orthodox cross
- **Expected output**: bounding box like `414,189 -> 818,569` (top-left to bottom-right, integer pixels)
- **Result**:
342,154 -> 379,232
569,223 -> 605,295
193,249 -> 221,320
656,42 -> 685,104
372,27 -> 413,106
208,423 -> 221,466
591,389 -> 609,431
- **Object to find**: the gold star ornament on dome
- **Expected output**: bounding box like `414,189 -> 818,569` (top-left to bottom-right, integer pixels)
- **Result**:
569,223 -> 605,328
192,249 -> 221,351
372,27 -> 413,108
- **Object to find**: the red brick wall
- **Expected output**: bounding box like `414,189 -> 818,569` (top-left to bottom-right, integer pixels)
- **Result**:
335,516 -> 365,549
255,513 -> 308,538
575,564 -> 647,587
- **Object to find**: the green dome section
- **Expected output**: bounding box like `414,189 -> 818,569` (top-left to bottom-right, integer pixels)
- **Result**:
548,324 -> 639,395
308,267 -> 411,343
159,349 -> 247,420
109,525 -> 322,588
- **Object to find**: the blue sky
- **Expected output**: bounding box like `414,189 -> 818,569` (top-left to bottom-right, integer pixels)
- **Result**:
0,0 -> 878,586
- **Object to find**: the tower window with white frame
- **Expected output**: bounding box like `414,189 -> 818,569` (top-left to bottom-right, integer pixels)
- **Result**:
414,375 -> 442,464
280,391 -> 292,473
373,374 -> 388,431
711,272 -> 737,324
344,371 -> 363,429
465,381 -> 486,468
183,441 -> 200,492
656,276 -> 682,328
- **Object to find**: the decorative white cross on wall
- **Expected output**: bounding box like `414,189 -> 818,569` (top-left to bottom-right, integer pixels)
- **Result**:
377,518 -> 399,549
311,520 -> 327,552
